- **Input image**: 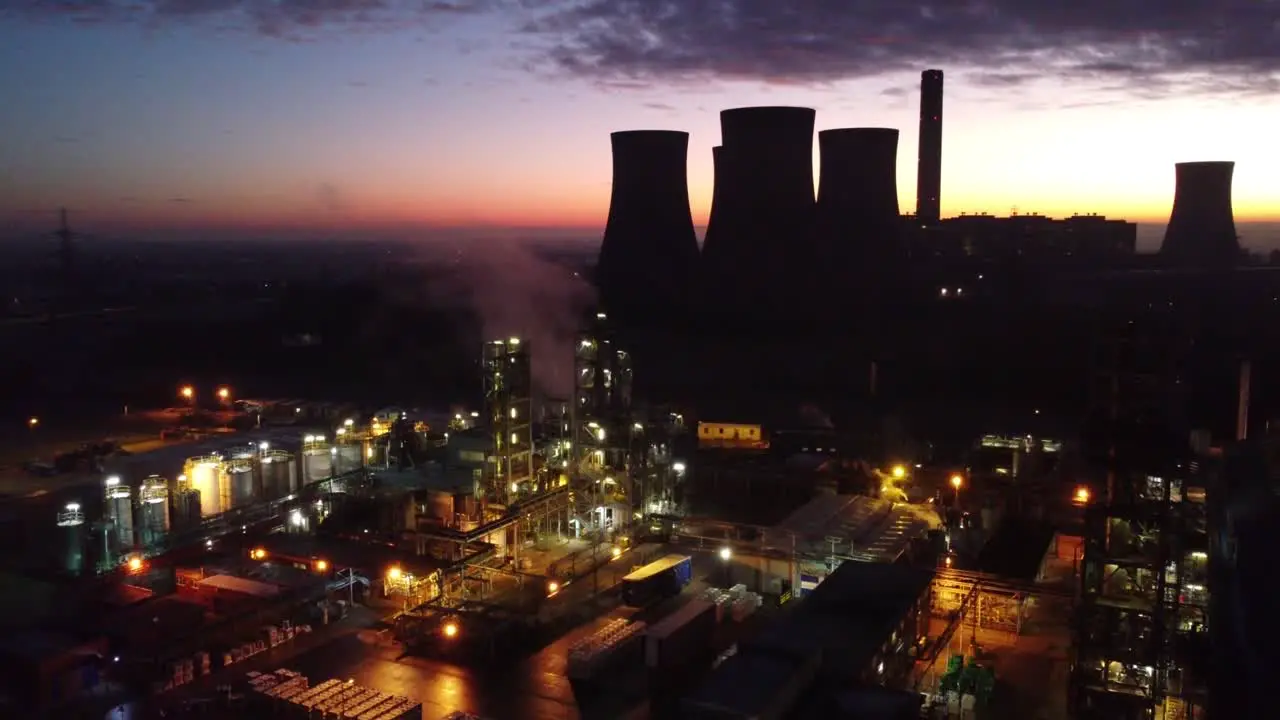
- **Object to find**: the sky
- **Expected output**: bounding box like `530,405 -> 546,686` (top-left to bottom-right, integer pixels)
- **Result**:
1,1 -> 1278,243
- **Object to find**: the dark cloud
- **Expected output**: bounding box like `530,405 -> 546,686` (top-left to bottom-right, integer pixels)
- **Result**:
4,0 -> 493,39
517,0 -> 1280,96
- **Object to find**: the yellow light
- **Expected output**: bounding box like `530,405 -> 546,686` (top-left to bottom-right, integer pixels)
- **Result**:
611,546 -> 622,559
944,556 -> 953,568
443,622 -> 459,638
950,474 -> 964,490
251,548 -> 267,560
27,417 -> 38,427
180,385 -> 194,399
387,566 -> 402,581
216,387 -> 230,400
1074,486 -> 1091,504
891,465 -> 906,479
547,581 -> 560,595
315,559 -> 328,572
127,556 -> 143,572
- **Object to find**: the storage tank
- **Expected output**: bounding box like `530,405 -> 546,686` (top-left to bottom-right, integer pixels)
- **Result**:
103,476 -> 134,550
364,438 -> 388,467
138,475 -> 170,546
334,443 -> 363,475
184,456 -> 224,517
260,450 -> 296,498
56,502 -> 86,576
226,456 -> 257,509
427,490 -> 455,524
300,435 -> 333,485
171,475 -> 201,529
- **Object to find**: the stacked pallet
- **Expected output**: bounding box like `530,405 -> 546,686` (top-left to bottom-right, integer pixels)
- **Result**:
566,618 -> 647,680
247,669 -> 422,719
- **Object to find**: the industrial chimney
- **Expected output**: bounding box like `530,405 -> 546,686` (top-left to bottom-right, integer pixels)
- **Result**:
916,69 -> 944,225
700,106 -> 817,313
1159,161 -> 1240,267
597,130 -> 701,325
815,127 -> 902,267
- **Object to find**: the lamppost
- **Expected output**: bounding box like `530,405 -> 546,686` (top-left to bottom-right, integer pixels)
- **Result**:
719,546 -> 732,587
216,387 -> 231,405
950,474 -> 964,508
179,385 -> 195,407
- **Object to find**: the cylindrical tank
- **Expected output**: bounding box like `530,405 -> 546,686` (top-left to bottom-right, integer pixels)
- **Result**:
260,450 -> 296,498
301,448 -> 333,485
138,476 -> 170,546
226,457 -> 256,509
335,443 -> 363,475
104,478 -> 134,550
184,457 -> 224,517
172,487 -> 201,529
427,491 -> 454,524
56,502 -> 86,576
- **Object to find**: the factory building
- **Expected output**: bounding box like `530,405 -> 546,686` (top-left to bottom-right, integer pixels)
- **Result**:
596,130 -> 700,326
910,213 -> 1137,262
1072,306 -> 1209,719
483,337 -> 534,504
916,69 -> 944,226
1158,161 -> 1240,268
684,560 -> 933,719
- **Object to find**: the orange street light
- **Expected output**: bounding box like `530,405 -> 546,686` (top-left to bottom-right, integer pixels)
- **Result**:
547,581 -> 560,596
1074,486 -> 1091,505
180,385 -> 194,400
314,559 -> 328,572
216,386 -> 230,401
27,417 -> 39,428
442,622 -> 459,639
891,465 -> 906,479
950,474 -> 964,490
387,566 -> 402,582
250,547 -> 267,560
127,556 -> 143,573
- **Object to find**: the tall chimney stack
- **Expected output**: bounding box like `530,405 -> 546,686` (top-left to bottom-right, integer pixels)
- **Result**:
916,69 -> 944,225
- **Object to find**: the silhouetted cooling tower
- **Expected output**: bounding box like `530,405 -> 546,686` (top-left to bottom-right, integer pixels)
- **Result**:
597,130 -> 700,323
1159,161 -> 1240,267
816,128 -> 902,264
917,69 -> 943,225
701,106 -> 816,312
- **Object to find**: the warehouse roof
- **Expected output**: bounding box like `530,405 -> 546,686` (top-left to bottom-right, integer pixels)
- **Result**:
198,574 -> 282,598
773,494 -> 936,563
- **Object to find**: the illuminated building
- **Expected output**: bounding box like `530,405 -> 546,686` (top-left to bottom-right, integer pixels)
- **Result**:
696,421 -> 765,449
483,337 -> 533,504
1072,307 -> 1208,719
572,311 -> 634,514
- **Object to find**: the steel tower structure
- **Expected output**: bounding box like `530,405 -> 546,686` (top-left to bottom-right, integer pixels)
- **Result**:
483,338 -> 533,505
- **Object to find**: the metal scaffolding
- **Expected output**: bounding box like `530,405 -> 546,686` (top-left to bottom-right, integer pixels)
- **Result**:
1072,310 -> 1209,720
483,338 -> 534,504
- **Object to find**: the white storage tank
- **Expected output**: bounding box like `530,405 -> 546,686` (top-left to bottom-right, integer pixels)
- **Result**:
184,456 -> 224,517
227,457 -> 256,509
260,450 -> 296,498
301,448 -> 333,485
138,475 -> 170,544
104,476 -> 135,550
334,443 -> 363,475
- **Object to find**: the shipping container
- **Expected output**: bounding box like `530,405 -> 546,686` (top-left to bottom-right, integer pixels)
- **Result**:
621,554 -> 693,607
644,599 -> 717,670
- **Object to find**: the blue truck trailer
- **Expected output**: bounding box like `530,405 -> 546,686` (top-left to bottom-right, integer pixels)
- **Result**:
621,554 -> 693,607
